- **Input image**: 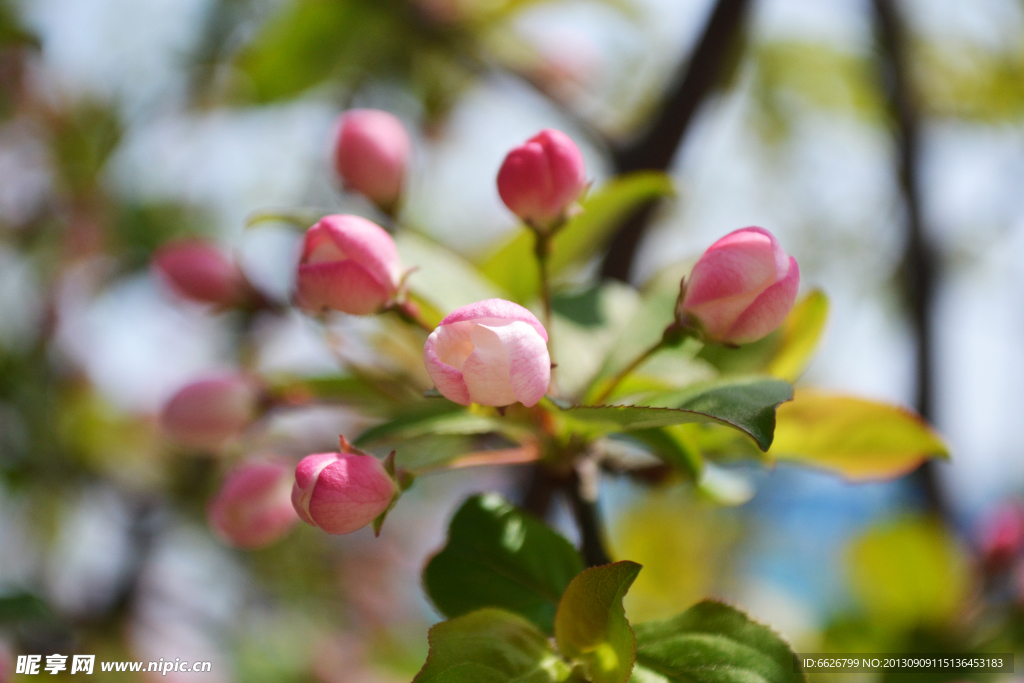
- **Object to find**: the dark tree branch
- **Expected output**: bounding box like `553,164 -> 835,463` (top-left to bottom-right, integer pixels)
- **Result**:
564,470 -> 612,567
601,0 -> 753,281
872,0 -> 946,515
520,462 -> 558,518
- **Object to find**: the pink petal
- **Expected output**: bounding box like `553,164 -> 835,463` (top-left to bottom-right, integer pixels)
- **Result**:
488,321 -> 551,407
461,324 -> 518,406
160,375 -> 257,449
726,257 -> 800,344
209,460 -> 297,549
682,227 -> 781,309
296,260 -> 391,315
537,129 -> 587,216
438,299 -> 548,342
307,456 -> 396,535
334,110 -> 410,207
293,453 -> 340,525
424,328 -> 472,405
318,215 -> 401,290
497,142 -> 552,222
153,240 -> 242,306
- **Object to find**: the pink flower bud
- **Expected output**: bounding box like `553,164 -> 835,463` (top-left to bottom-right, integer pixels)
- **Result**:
333,109 -> 411,210
497,129 -> 587,226
160,375 -> 259,449
678,227 -> 800,344
980,502 -> 1024,571
291,450 -> 396,535
208,459 -> 298,549
423,298 -> 550,407
295,214 -> 403,315
0,640 -> 11,683
153,240 -> 246,307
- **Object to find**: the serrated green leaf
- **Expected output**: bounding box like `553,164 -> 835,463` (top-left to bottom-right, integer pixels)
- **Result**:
633,600 -> 804,683
768,389 -> 949,480
558,377 -> 793,451
355,401 -> 499,444
383,434 -> 478,473
397,231 -> 507,320
413,608 -> 573,683
479,172 -> 675,303
555,561 -> 642,683
765,290 -> 828,381
424,494 -> 585,634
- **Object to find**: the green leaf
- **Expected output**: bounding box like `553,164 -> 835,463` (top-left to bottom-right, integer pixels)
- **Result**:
551,283 -> 642,398
413,608 -> 573,683
479,172 -> 675,303
355,401 -> 501,444
633,600 -> 804,683
235,0 -> 414,103
424,494 -> 585,634
384,434 -> 480,473
768,390 -> 949,480
554,561 -> 642,683
557,377 -> 793,451
0,592 -> 50,624
266,373 -> 407,416
765,290 -> 828,381
696,291 -> 828,381
397,231 -> 507,322
627,427 -> 703,480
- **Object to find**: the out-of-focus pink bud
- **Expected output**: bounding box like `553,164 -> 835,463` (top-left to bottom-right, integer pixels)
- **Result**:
0,639 -> 12,683
980,502 -> 1024,571
424,298 -> 550,407
497,129 -> 586,227
291,447 -> 396,535
153,240 -> 246,307
160,375 -> 259,449
678,227 -> 800,345
296,214 -> 402,315
208,459 -> 298,549
333,109 -> 411,211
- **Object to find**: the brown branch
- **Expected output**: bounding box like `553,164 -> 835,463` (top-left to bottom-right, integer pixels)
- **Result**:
564,469 -> 612,567
872,0 -> 946,515
601,0 -> 753,281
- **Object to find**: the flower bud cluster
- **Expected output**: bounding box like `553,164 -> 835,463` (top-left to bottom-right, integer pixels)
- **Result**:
155,113 -> 804,549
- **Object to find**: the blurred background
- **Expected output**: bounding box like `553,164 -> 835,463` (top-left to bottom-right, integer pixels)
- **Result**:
1,0 -> 1023,680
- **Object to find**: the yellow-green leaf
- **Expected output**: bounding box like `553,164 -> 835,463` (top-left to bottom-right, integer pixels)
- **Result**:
555,561 -> 642,683
847,517 -> 971,630
397,231 -> 506,321
768,390 -> 949,481
765,289 -> 828,381
479,172 -> 675,303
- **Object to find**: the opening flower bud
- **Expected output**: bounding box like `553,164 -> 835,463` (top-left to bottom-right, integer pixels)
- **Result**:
424,298 -> 550,407
295,214 -> 403,315
678,227 -> 800,345
291,450 -> 396,535
208,459 -> 298,549
333,109 -> 411,211
153,239 -> 246,307
160,374 -> 259,449
497,128 -> 586,227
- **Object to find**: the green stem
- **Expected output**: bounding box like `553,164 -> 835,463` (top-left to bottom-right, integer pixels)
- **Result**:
593,338 -> 666,405
534,230 -> 554,342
